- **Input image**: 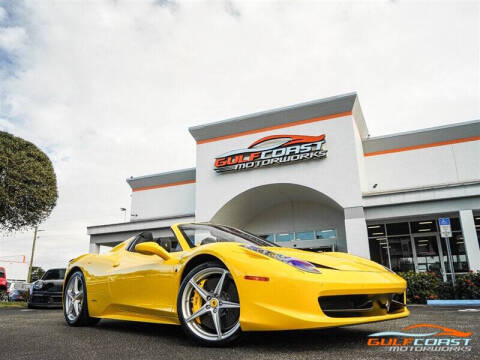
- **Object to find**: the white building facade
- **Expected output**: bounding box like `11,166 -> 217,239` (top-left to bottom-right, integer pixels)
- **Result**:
88,93 -> 480,277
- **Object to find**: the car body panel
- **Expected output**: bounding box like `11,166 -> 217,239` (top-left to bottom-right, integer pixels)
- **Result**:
0,266 -> 6,291
64,223 -> 409,331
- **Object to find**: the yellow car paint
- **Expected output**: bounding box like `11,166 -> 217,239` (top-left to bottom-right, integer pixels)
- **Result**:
64,223 -> 409,331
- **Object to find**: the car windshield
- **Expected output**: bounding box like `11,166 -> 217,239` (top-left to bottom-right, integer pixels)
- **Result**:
179,224 -> 278,248
0,270 -> 5,277
42,269 -> 66,280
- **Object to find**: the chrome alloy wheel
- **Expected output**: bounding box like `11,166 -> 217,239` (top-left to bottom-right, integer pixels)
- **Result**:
65,275 -> 84,322
181,267 -> 240,342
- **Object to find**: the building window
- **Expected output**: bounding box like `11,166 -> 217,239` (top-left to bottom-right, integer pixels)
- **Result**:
368,217 -> 469,275
410,220 -> 438,233
315,229 -> 337,239
414,236 -> 442,273
367,224 -> 386,237
388,236 -> 415,272
277,232 -> 294,242
296,231 -> 315,241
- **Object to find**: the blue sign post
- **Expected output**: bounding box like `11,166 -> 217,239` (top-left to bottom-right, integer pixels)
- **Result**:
438,218 -> 455,286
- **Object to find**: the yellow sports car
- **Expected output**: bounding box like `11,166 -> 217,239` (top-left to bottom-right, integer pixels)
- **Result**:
63,223 -> 409,345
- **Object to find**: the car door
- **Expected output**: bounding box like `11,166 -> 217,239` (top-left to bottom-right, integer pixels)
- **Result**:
107,231 -> 178,317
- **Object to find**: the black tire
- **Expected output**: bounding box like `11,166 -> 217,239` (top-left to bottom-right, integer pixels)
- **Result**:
63,271 -> 100,326
177,261 -> 242,346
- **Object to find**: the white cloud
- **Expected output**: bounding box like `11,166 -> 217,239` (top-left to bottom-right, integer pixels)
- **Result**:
0,6 -> 6,23
0,26 -> 26,52
0,0 -> 478,271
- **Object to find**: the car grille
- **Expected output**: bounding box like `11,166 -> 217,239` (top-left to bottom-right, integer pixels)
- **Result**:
46,284 -> 62,292
31,295 -> 62,304
318,293 -> 405,318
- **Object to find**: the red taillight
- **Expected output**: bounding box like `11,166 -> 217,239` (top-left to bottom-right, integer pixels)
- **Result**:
244,275 -> 269,282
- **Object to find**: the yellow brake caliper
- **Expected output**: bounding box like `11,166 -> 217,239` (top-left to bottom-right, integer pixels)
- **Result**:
191,279 -> 207,324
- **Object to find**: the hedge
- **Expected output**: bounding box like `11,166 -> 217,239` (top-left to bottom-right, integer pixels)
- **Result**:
398,270 -> 480,304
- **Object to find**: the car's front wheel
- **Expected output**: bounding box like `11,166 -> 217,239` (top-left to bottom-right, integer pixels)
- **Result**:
177,262 -> 241,346
63,271 -> 100,326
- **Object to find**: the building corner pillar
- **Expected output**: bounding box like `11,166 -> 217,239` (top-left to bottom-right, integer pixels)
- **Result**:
459,209 -> 480,271
89,240 -> 100,254
344,206 -> 370,259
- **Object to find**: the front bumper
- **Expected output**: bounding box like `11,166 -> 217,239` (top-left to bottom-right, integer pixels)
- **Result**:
28,291 -> 62,308
235,269 -> 409,331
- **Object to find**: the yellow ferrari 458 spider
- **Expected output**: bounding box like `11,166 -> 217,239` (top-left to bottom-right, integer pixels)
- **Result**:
63,223 -> 409,345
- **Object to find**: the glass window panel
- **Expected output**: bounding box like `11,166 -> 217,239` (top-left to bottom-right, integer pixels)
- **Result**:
414,236 -> 442,274
440,234 -> 469,273
277,232 -> 294,242
367,224 -> 386,237
368,237 -> 389,268
386,222 -> 410,236
388,236 -> 415,272
411,220 -> 437,233
450,217 -> 461,232
316,229 -> 337,239
296,231 -> 315,241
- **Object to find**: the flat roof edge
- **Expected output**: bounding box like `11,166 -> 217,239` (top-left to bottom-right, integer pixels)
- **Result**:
363,119 -> 480,155
188,92 -> 358,143
127,167 -> 196,190
87,213 -> 195,235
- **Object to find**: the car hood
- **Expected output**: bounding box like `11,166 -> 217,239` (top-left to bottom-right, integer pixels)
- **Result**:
262,247 -> 387,272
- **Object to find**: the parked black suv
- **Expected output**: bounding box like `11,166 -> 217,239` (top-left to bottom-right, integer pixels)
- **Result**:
28,268 -> 66,308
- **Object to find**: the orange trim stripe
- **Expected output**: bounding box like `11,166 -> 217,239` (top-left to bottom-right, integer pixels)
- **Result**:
132,179 -> 195,192
197,111 -> 353,144
364,136 -> 480,157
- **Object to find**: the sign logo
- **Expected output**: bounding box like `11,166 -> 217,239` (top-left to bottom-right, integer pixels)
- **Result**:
367,324 -> 472,352
214,134 -> 327,173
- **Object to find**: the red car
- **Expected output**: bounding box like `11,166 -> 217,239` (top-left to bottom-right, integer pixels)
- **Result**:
0,267 -> 7,301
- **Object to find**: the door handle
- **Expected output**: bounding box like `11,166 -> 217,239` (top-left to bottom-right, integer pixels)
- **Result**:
113,262 -> 120,267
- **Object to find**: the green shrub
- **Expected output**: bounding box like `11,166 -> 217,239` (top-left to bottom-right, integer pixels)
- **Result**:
455,271 -> 480,300
398,271 -> 440,304
397,270 -> 480,304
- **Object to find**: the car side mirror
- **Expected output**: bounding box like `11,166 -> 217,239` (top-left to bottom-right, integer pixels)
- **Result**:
135,242 -> 171,260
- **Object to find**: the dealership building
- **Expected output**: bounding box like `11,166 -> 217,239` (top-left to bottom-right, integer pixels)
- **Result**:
87,93 -> 480,277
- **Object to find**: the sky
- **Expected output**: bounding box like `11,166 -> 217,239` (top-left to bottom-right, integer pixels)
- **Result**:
0,0 -> 478,273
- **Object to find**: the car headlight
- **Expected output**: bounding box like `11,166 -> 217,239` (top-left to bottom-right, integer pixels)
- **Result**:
33,280 -> 44,290
243,245 -> 321,274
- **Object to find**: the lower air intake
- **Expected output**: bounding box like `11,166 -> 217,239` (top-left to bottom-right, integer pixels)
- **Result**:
318,293 -> 405,318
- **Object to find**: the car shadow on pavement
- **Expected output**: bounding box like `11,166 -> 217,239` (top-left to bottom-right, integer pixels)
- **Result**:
240,327 -> 373,350
95,319 -> 372,350
96,319 -> 186,341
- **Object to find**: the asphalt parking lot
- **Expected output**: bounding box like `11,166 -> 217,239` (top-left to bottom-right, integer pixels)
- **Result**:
0,306 -> 478,360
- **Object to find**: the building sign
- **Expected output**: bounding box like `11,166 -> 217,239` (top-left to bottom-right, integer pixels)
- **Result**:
214,134 -> 327,173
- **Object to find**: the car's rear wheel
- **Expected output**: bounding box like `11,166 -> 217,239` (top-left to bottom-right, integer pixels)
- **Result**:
177,262 -> 241,346
63,271 -> 100,326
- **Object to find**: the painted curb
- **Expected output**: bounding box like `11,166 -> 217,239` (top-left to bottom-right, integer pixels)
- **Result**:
427,300 -> 480,306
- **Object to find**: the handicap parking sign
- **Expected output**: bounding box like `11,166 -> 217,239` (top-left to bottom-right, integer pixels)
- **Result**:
439,218 -> 450,226
438,218 -> 452,237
